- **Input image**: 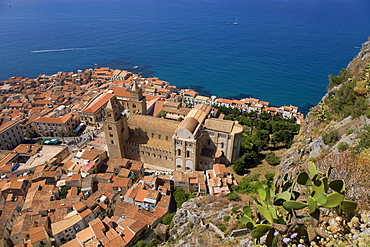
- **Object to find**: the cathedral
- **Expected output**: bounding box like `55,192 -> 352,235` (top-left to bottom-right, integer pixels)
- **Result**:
103,81 -> 243,172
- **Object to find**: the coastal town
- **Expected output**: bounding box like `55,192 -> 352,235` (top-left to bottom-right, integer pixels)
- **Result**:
0,66 -> 304,247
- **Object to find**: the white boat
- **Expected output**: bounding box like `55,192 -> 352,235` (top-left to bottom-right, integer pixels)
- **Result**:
233,16 -> 238,25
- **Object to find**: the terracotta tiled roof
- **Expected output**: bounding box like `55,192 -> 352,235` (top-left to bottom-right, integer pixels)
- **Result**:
134,189 -> 147,202
213,164 -> 228,176
216,98 -> 233,104
109,86 -> 130,98
104,235 -> 127,247
76,226 -> 94,243
33,114 -> 72,124
112,177 -> 130,188
128,114 -> 180,133
82,93 -> 114,113
60,238 -> 81,247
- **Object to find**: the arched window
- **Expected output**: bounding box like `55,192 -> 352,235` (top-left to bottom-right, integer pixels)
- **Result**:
177,149 -> 181,156
186,151 -> 190,158
221,142 -> 224,148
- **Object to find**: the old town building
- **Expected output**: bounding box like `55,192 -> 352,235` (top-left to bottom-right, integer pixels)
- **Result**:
0,120 -> 25,150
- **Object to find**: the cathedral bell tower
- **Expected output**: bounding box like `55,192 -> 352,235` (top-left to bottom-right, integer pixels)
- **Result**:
103,96 -> 129,159
129,80 -> 147,115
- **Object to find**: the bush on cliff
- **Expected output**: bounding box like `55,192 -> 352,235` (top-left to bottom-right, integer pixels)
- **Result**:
173,188 -> 195,208
327,68 -> 351,91
322,128 -> 339,146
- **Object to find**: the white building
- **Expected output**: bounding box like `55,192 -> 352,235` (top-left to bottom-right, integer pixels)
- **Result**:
0,120 -> 25,150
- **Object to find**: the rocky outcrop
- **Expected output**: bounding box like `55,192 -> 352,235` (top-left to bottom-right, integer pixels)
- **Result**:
278,38 -> 370,206
348,39 -> 370,71
168,196 -> 254,246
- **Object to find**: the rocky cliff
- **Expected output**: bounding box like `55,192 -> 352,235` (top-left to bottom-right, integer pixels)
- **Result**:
278,38 -> 370,208
167,195 -> 255,247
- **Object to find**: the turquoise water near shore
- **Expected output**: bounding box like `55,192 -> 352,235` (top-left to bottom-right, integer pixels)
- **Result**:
1,0 -> 369,114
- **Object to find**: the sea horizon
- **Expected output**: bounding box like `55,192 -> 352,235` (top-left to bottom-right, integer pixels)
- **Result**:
1,0 -> 369,114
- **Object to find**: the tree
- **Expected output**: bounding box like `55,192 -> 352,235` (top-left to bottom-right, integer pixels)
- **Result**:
160,110 -> 167,118
57,131 -> 65,142
233,151 -> 258,175
265,152 -> 280,165
237,116 -> 252,126
68,130 -> 77,137
240,135 -> 253,153
233,156 -> 246,175
25,129 -> 37,138
253,129 -> 270,151
60,186 -> 70,199
224,115 -> 234,121
259,112 -> 272,121
173,188 -> 195,208
272,130 -> 293,147
255,120 -> 269,131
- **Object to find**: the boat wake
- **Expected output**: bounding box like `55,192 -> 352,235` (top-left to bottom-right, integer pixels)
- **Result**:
31,47 -> 92,53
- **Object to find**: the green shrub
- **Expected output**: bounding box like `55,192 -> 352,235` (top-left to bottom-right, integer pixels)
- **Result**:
223,216 -> 231,222
217,224 -> 227,233
264,173 -> 275,181
162,212 -> 175,225
236,173 -> 275,195
322,128 -> 339,146
346,128 -> 354,135
230,184 -> 239,191
265,153 -> 281,165
337,142 -> 349,151
327,68 -> 351,91
173,188 -> 195,208
227,192 -> 239,201
59,186 -> 71,199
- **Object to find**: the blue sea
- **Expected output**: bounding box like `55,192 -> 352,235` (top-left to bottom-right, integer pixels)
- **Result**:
1,0 -> 369,114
